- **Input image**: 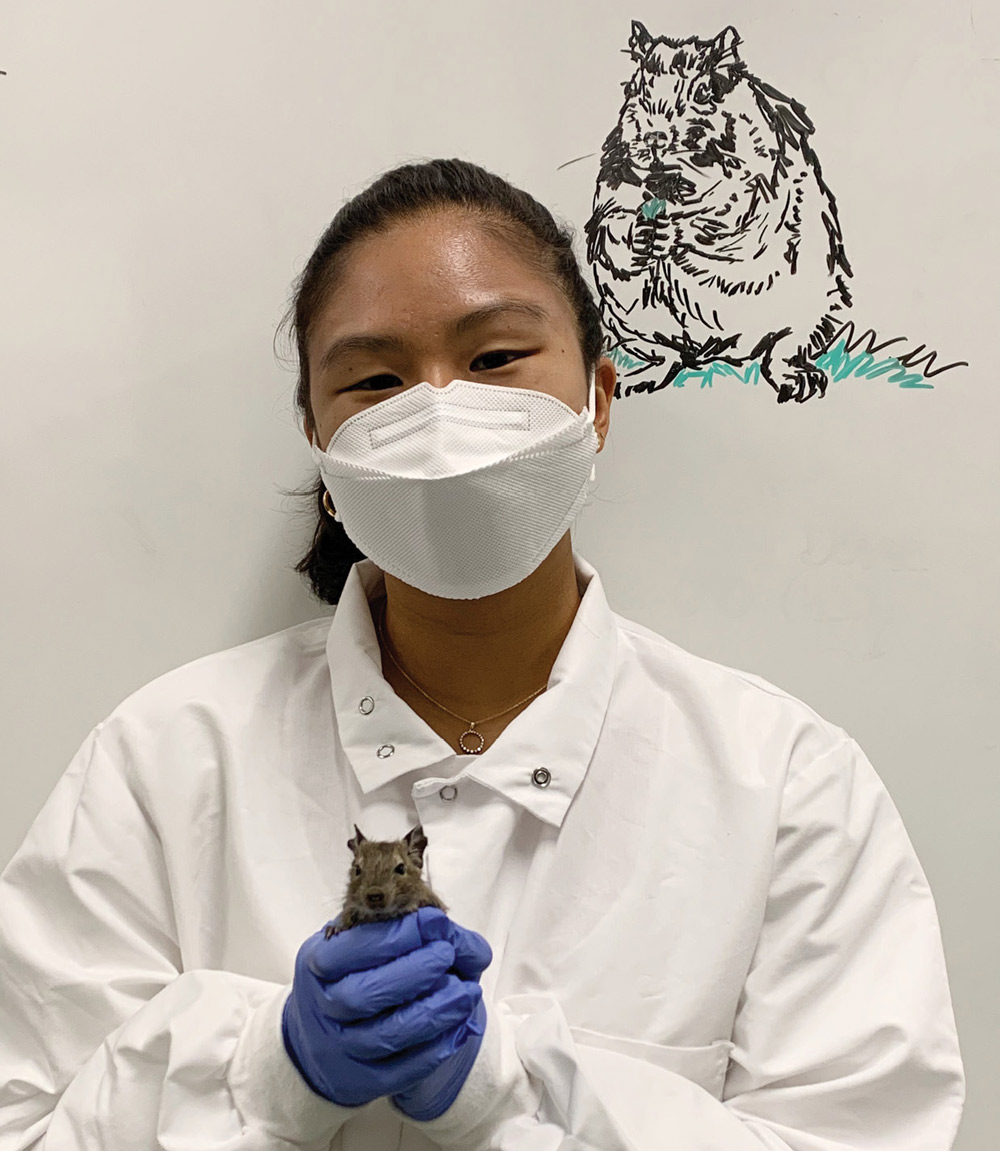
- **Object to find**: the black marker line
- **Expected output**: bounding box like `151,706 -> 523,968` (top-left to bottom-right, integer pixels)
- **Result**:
585,22 -> 857,401
583,22 -> 970,399
557,153 -> 597,170
824,321 -> 968,378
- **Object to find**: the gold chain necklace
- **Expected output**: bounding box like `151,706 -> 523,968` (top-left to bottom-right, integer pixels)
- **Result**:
374,595 -> 548,754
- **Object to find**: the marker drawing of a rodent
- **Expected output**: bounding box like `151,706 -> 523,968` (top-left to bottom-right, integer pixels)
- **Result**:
586,21 -> 853,403
325,824 -> 447,938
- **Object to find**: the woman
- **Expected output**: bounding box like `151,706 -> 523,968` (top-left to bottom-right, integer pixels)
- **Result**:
0,159 -> 964,1150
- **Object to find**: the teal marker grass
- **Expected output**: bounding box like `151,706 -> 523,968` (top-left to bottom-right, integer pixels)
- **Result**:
606,338 -> 933,390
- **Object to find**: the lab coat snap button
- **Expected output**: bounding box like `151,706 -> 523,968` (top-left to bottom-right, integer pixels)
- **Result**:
359,696 -> 375,714
439,784 -> 458,801
531,767 -> 551,788
376,744 -> 395,758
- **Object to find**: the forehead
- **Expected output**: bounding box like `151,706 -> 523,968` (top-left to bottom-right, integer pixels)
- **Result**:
359,841 -> 401,858
311,209 -> 575,346
639,43 -> 704,79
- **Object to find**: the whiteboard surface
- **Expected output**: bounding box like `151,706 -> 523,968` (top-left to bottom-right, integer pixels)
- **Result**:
1,2 -> 996,1146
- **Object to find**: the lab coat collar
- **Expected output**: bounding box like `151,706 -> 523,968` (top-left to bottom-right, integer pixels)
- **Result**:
326,550 -> 618,828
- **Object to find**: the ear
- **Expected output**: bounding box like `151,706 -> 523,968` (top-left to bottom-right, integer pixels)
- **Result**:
595,356 -> 616,444
628,20 -> 654,60
404,824 -> 429,867
713,25 -> 741,58
710,26 -> 742,71
705,25 -> 743,94
347,824 -> 367,854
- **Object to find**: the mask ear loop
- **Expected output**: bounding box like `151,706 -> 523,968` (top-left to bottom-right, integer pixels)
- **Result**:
587,369 -> 598,483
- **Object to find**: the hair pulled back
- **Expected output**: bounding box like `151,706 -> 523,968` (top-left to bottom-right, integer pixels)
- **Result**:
277,157 -> 604,605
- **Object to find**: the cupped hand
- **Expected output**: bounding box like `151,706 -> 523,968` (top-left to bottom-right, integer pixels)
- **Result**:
282,907 -> 492,1108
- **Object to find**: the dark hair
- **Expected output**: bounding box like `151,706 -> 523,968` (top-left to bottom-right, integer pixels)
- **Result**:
275,158 -> 605,605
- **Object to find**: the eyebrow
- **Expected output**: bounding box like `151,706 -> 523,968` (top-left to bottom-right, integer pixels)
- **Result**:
317,298 -> 552,374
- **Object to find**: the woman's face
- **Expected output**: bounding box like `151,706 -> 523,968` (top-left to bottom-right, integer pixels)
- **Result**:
306,208 -> 608,450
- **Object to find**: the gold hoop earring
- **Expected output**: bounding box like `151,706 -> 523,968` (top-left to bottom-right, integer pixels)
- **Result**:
322,490 -> 337,519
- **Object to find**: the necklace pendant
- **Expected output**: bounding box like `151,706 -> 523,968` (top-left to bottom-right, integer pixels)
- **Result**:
458,726 -> 486,755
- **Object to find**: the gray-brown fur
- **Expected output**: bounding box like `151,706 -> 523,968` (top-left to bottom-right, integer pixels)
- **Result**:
325,824 -> 447,938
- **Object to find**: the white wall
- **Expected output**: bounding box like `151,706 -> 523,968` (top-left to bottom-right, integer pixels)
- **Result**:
2,1 -> 996,1146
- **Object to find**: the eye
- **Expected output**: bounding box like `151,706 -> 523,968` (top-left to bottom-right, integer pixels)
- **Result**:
470,349 -> 530,372
691,79 -> 714,105
353,864 -> 362,877
394,863 -> 406,875
346,373 -> 403,392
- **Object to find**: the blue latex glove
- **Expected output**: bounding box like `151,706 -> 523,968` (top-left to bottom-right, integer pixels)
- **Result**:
391,993 -> 487,1120
282,906 -> 492,1109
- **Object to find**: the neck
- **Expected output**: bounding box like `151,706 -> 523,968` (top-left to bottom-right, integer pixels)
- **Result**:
375,533 -> 583,717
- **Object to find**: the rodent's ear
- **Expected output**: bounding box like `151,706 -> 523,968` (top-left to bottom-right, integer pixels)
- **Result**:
704,25 -> 743,97
710,26 -> 742,69
628,20 -> 654,60
347,824 -> 367,854
714,25 -> 741,57
404,824 -> 428,867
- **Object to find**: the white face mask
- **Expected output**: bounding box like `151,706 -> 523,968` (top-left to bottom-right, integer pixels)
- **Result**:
309,374 -> 600,600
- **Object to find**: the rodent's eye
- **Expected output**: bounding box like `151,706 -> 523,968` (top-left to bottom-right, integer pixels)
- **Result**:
394,863 -> 406,875
691,79 -> 714,105
353,864 -> 362,877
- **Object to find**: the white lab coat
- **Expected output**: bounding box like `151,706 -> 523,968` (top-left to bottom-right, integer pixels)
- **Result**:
0,552 -> 964,1150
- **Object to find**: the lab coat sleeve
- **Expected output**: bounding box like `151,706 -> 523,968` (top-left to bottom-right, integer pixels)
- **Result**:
396,737 -> 966,1151
0,724 -> 358,1151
